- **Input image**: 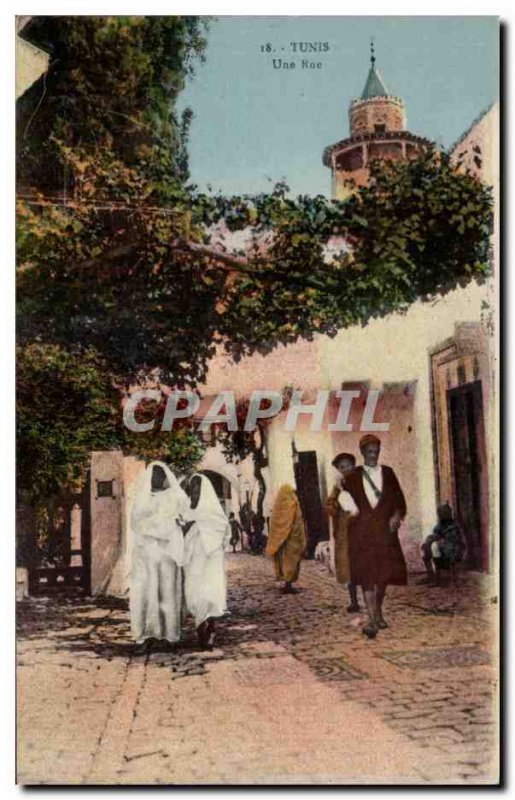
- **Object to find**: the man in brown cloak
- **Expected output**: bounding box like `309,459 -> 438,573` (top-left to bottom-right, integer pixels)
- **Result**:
326,452 -> 361,612
265,484 -> 307,594
344,435 -> 407,638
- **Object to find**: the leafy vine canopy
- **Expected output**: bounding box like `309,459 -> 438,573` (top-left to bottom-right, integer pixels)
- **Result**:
18,150 -> 493,388
16,16 -> 493,504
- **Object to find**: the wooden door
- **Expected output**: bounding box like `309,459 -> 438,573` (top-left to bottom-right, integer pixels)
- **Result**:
447,381 -> 489,571
294,450 -> 329,558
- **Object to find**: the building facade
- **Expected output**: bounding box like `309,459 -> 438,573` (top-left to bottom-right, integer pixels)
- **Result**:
25,55 -> 498,596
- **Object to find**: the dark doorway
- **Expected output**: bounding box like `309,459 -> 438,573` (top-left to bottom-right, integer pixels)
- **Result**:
294,450 -> 329,558
447,381 -> 489,571
200,470 -> 232,514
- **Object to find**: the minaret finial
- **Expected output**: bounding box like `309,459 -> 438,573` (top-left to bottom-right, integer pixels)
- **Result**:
370,37 -> 375,66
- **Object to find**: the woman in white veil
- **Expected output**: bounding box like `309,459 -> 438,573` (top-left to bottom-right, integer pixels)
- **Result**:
130,461 -> 189,649
182,473 -> 230,649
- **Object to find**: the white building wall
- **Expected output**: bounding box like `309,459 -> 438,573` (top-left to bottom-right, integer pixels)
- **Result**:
318,281 -> 488,536
16,27 -> 49,98
451,103 -> 500,573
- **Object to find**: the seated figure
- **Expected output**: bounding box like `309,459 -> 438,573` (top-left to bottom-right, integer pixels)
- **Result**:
421,503 -> 465,584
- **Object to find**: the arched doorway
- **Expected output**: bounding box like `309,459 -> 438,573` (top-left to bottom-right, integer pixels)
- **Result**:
199,469 -> 232,515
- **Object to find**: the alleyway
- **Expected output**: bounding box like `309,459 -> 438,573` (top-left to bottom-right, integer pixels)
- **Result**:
17,554 -> 499,785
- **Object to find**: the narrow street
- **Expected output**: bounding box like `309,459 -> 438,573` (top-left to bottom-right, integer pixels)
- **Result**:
17,554 -> 499,785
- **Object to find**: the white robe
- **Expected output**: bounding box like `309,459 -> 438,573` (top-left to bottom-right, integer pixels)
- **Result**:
130,461 -> 189,644
183,474 -> 230,628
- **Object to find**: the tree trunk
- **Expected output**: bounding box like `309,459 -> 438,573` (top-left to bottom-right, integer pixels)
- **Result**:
251,427 -> 267,553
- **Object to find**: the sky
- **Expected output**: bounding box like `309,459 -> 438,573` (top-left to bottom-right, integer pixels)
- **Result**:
178,16 -> 499,197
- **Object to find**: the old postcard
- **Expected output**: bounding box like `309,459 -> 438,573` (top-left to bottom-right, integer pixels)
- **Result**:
15,15 -> 500,785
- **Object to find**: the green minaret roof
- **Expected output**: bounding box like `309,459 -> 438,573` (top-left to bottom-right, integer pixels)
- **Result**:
361,40 -> 389,99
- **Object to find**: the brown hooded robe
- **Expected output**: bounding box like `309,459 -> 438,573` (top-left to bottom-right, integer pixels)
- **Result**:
326,484 -> 351,584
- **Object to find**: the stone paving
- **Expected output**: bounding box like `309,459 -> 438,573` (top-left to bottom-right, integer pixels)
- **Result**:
16,554 -> 499,785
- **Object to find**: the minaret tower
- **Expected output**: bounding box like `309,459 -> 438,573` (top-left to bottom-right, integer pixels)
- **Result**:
323,41 -> 431,199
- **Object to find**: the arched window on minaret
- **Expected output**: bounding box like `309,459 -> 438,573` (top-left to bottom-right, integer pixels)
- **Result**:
322,40 -> 433,200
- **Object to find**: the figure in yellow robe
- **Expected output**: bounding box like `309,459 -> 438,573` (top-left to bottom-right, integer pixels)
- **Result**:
265,485 -> 306,594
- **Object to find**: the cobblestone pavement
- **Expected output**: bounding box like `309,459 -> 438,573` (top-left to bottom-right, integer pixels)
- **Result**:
17,554 -> 499,785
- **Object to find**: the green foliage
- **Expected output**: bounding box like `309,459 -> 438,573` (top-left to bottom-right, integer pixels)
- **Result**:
160,427 -> 206,475
18,148 -> 492,384
17,343 -> 120,504
121,395 -> 206,474
17,16 -> 207,194
17,344 -> 206,508
17,155 -> 222,386
17,16 -> 211,507
208,152 -> 493,361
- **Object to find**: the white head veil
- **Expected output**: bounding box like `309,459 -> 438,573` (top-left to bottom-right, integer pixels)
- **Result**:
131,461 -> 189,565
185,473 -> 229,556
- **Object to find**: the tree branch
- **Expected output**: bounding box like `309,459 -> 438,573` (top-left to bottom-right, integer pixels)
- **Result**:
170,238 -> 269,272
